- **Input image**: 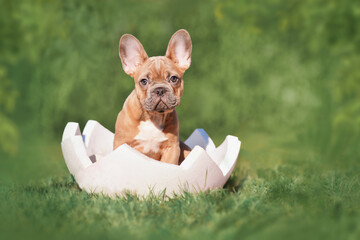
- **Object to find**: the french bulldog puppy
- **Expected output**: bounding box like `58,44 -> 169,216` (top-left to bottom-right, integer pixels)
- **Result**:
113,29 -> 192,165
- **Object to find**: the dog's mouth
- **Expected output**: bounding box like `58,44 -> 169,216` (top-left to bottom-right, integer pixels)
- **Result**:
154,99 -> 171,113
142,85 -> 180,113
142,96 -> 179,113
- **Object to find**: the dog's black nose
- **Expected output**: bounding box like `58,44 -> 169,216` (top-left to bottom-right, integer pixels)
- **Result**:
154,87 -> 166,97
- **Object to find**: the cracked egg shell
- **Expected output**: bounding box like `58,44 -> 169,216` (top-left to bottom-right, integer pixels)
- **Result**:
61,120 -> 241,197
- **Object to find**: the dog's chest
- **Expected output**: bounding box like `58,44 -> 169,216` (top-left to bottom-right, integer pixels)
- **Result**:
134,120 -> 168,154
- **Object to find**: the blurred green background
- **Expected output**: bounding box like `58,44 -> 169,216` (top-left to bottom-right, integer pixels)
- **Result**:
1,0 -> 359,182
0,0 -> 360,238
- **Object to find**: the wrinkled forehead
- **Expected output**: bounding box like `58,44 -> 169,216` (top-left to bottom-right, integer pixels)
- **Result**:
135,56 -> 182,80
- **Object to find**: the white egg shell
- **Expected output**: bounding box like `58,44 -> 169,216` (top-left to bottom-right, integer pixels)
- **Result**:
61,120 -> 241,197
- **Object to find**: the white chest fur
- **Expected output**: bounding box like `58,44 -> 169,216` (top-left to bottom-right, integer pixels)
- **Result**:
134,120 -> 168,153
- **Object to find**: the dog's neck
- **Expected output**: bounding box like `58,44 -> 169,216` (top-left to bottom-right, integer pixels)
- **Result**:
145,112 -> 168,130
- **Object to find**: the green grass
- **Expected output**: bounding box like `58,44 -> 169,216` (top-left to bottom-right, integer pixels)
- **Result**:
1,169 -> 359,239
1,129 -> 359,239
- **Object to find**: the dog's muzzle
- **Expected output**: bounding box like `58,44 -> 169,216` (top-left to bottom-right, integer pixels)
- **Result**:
143,84 -> 179,113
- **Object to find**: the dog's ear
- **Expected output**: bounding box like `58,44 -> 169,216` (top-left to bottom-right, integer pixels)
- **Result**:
119,34 -> 148,77
166,29 -> 192,71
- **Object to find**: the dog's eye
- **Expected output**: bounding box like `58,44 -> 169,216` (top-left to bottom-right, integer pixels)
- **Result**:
140,79 -> 148,86
170,76 -> 178,83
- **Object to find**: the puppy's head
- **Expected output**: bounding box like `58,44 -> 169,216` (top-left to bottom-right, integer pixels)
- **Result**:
119,29 -> 192,113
